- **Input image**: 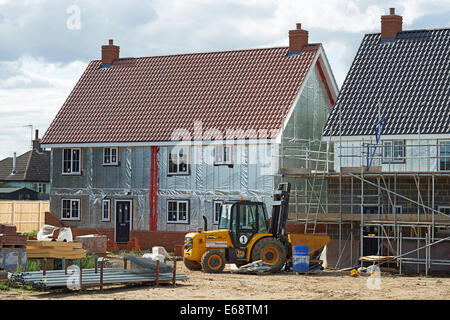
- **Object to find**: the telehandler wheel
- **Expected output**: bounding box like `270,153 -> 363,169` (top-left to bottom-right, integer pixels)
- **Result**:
201,250 -> 226,273
251,237 -> 287,273
183,257 -> 202,271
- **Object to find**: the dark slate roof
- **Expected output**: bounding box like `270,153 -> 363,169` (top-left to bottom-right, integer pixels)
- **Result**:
0,187 -> 37,194
323,28 -> 450,137
0,148 -> 50,182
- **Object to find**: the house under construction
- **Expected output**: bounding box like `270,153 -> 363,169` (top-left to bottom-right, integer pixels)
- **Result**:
279,9 -> 450,274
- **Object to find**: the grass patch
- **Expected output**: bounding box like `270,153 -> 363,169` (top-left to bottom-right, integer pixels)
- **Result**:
0,284 -> 10,291
22,230 -> 38,239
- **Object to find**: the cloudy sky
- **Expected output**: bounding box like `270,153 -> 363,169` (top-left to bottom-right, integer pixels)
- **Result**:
0,0 -> 449,160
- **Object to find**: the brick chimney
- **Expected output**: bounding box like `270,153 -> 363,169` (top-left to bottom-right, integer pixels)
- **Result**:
33,129 -> 42,152
381,8 -> 402,39
101,39 -> 120,65
289,23 -> 308,52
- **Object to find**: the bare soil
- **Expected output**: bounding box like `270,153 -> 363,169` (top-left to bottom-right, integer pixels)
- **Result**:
0,260 -> 449,300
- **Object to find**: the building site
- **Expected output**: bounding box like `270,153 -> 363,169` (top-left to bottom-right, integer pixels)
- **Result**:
0,4 -> 448,301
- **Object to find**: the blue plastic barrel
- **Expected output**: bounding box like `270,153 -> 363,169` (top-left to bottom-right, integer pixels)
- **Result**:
292,246 -> 309,273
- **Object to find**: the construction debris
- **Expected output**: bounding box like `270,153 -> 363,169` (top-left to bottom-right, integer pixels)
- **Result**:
37,225 -> 73,242
232,260 -> 273,274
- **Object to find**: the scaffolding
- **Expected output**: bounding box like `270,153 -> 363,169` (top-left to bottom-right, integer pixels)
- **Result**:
277,136 -> 450,274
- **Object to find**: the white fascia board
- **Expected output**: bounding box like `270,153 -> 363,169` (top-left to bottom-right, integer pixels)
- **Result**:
41,138 -> 276,149
323,134 -> 450,142
316,45 -> 339,100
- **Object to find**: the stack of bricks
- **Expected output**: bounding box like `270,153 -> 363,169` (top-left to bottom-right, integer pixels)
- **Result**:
0,224 -> 27,246
0,224 -> 27,271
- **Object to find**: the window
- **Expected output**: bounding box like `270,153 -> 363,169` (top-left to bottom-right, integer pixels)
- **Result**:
102,199 -> 111,221
383,205 -> 403,214
62,148 -> 81,174
213,201 -> 222,225
61,199 -> 80,220
439,141 -> 450,171
214,145 -> 233,165
103,148 -> 119,165
438,206 -> 450,215
168,146 -> 189,175
383,140 -> 404,163
34,184 -> 46,193
167,200 -> 189,224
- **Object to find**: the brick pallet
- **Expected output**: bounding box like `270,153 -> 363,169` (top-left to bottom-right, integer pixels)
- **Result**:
0,224 -> 27,271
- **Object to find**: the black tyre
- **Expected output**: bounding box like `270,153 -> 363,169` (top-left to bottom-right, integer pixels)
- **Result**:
251,237 -> 287,273
183,257 -> 202,271
201,250 -> 226,273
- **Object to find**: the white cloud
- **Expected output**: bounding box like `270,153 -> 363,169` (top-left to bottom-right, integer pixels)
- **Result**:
0,56 -> 86,159
0,0 -> 449,160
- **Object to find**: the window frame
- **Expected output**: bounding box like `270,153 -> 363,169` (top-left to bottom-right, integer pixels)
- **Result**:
103,147 -> 119,166
102,199 -> 111,222
438,206 -> 450,215
382,140 -> 405,164
214,145 -> 233,166
167,146 -> 190,176
438,140 -> 450,172
61,199 -> 81,221
62,148 -> 82,175
166,200 -> 190,224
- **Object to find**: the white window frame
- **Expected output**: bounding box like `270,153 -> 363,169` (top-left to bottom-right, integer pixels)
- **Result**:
213,201 -> 222,225
61,199 -> 81,221
103,147 -> 119,166
34,183 -> 46,193
382,140 -> 405,163
438,206 -> 450,215
438,141 -> 450,171
168,146 -> 190,175
166,200 -> 189,224
214,145 -> 233,165
102,199 -> 111,222
62,148 -> 81,175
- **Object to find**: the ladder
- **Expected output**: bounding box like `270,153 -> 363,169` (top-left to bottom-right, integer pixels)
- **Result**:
304,139 -> 327,234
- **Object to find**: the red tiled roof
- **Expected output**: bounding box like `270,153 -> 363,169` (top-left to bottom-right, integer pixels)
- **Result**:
42,45 -> 320,144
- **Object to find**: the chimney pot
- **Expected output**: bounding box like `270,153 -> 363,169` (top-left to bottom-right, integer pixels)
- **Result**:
109,39 -> 114,45
289,23 -> 309,53
35,129 -> 39,141
381,8 -> 402,39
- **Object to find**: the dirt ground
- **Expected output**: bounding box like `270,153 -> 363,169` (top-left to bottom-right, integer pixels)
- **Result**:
0,259 -> 449,300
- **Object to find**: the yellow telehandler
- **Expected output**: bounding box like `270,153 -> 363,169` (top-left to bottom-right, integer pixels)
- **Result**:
183,183 -> 330,273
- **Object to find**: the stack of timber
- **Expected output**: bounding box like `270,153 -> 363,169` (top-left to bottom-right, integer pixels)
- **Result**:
26,240 -> 86,259
0,224 -> 27,270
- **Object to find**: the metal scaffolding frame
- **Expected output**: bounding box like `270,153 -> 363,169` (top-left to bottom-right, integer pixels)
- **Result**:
277,135 -> 450,274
